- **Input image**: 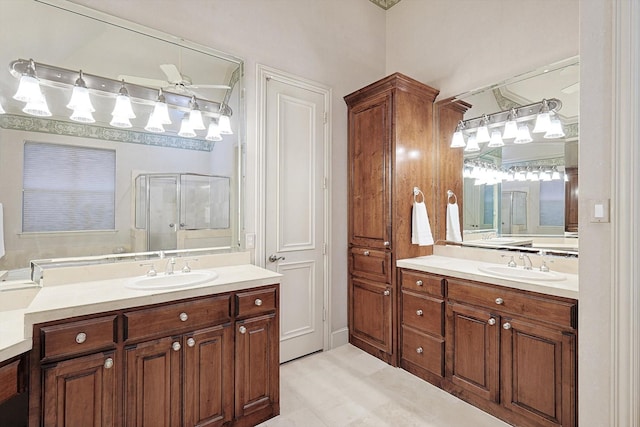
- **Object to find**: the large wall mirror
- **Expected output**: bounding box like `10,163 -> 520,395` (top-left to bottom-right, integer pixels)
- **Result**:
0,0 -> 245,273
452,57 -> 579,254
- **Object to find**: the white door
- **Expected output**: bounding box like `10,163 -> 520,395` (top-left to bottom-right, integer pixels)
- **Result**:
263,68 -> 328,363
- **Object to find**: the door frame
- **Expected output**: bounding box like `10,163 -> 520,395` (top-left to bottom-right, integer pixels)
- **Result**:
256,63 -> 332,353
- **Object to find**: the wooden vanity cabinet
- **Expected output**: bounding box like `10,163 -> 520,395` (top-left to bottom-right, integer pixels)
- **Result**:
564,167 -> 579,232
345,73 -> 440,365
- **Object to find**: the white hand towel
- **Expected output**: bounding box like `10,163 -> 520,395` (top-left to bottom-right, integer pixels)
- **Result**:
446,202 -> 463,242
412,201 -> 434,246
0,203 -> 5,259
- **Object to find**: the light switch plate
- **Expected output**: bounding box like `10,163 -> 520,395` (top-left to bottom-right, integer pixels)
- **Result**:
589,199 -> 610,223
245,232 -> 256,249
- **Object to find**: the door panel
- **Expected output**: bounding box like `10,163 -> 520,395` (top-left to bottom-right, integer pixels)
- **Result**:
350,277 -> 392,353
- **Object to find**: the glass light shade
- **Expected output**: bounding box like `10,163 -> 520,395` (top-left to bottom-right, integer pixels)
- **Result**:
206,121 -> 222,142
178,117 -> 196,138
502,120 -> 518,139
111,94 -> 136,119
475,125 -> 490,143
540,170 -> 552,181
188,109 -> 206,130
526,169 -> 537,181
70,108 -> 95,123
488,130 -> 504,147
450,130 -> 466,148
514,170 -> 526,181
110,115 -> 132,128
463,166 -> 473,178
66,86 -> 95,112
22,95 -> 51,117
464,134 -> 480,152
152,101 -> 171,125
144,114 -> 165,133
532,111 -> 551,133
218,115 -> 233,134
552,170 -> 561,180
13,75 -> 42,103
544,117 -> 565,139
506,171 -> 515,181
514,124 -> 533,144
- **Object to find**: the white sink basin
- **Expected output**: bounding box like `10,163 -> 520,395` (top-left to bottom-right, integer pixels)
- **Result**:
478,265 -> 566,281
126,270 -> 219,290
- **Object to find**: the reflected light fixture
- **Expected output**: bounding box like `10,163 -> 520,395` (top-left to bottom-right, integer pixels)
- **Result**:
22,96 -> 52,117
544,114 -> 565,138
67,70 -> 96,123
150,88 -> 171,125
188,96 -> 206,130
532,99 -> 551,133
13,59 -> 42,103
450,121 -> 466,148
502,108 -> 518,139
488,130 -> 504,148
110,80 -> 136,128
218,104 -> 233,135
475,114 -> 490,143
178,114 -> 196,138
552,167 -> 561,180
144,114 -> 165,133
206,119 -> 222,142
514,124 -> 533,144
464,134 -> 480,152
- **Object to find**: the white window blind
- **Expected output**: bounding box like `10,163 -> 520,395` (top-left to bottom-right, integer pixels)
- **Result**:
23,142 -> 116,232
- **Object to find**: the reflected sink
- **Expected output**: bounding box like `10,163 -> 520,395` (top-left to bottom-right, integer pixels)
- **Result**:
478,265 -> 566,281
126,270 -> 219,290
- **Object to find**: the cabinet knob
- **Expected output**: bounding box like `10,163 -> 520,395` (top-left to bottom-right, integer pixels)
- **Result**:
503,322 -> 512,330
187,338 -> 196,347
363,250 -> 370,256
383,289 -> 391,296
495,298 -> 504,305
172,341 -> 181,351
416,280 -> 423,286
75,332 -> 87,344
416,347 -> 424,354
255,298 -> 263,306
104,357 -> 114,369
239,326 -> 247,334
384,241 -> 390,247
179,312 -> 188,322
416,309 -> 423,316
487,318 -> 496,326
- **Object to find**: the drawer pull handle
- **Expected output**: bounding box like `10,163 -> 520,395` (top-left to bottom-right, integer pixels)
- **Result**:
487,318 -> 496,326
172,341 -> 181,351
383,290 -> 391,296
187,338 -> 196,347
416,309 -> 423,316
416,347 -> 424,354
104,357 -> 114,369
255,298 -> 263,306
239,326 -> 247,334
179,312 -> 188,322
75,332 -> 87,344
503,322 -> 512,330
363,251 -> 370,256
416,280 -> 423,286
495,298 -> 504,305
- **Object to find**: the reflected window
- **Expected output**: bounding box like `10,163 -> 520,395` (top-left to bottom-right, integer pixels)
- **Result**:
22,142 -> 115,232
539,180 -> 565,226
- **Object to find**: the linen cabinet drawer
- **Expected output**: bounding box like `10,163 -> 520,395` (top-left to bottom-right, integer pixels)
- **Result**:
400,270 -> 444,297
447,278 -> 577,329
235,286 -> 278,318
401,326 -> 444,377
40,315 -> 117,361
350,247 -> 391,282
124,294 -> 231,342
402,291 -> 444,337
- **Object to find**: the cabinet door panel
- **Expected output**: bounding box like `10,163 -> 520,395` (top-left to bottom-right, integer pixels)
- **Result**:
501,318 -> 576,427
235,314 -> 279,419
446,302 -> 500,402
184,325 -> 234,427
124,336 -> 181,427
42,351 -> 117,427
350,278 -> 392,353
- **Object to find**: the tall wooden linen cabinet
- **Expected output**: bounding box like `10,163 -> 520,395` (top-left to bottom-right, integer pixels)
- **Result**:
344,73 -> 440,365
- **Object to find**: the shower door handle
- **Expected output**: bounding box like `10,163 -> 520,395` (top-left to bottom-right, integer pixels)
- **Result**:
168,223 -> 175,228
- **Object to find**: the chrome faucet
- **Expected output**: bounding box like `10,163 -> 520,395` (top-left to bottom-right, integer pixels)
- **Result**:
519,253 -> 533,270
166,257 -> 176,275
501,254 -> 517,267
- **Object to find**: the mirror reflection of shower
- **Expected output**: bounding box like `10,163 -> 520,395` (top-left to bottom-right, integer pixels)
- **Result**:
134,173 -> 231,252
501,191 -> 527,234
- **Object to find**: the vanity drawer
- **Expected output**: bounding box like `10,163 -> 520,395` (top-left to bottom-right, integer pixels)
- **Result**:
400,269 -> 444,297
124,295 -> 231,342
235,286 -> 277,318
401,326 -> 444,377
447,278 -> 577,329
40,315 -> 117,361
350,247 -> 391,283
402,291 -> 444,337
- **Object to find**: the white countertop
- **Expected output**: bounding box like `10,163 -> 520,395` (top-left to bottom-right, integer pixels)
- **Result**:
397,255 -> 578,300
0,264 -> 281,362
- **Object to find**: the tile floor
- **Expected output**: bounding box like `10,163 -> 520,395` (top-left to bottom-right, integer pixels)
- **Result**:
257,344 -> 510,427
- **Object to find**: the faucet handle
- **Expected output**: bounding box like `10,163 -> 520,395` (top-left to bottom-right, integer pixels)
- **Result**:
501,255 -> 517,268
139,263 -> 157,276
181,258 -> 199,273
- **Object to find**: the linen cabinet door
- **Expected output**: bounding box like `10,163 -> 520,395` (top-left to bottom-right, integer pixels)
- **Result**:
501,317 -> 576,427
183,325 -> 234,427
42,351 -> 117,427
124,336 -> 181,427
349,277 -> 393,355
445,302 -> 500,403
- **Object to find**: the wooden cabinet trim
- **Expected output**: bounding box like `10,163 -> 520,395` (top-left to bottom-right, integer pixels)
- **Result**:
40,314 -> 117,362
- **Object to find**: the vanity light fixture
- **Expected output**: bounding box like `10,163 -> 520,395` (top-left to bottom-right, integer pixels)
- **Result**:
532,99 -> 551,133
502,108 -> 518,139
110,80 -> 136,128
544,113 -> 565,138
188,96 -> 206,130
475,114 -> 491,143
13,59 -> 42,103
178,114 -> 196,138
513,124 -> 533,144
488,130 -> 504,147
144,113 -> 165,133
450,121 -> 466,148
22,96 -> 52,117
464,134 -> 480,152
150,88 -> 171,125
551,167 -> 561,180
67,70 -> 96,123
205,119 -> 223,142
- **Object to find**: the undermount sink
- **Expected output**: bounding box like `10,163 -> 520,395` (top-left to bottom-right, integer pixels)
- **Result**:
478,265 -> 567,282
126,270 -> 219,290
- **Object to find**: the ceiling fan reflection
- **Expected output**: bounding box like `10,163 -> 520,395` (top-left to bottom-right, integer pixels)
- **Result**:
118,63 -> 231,96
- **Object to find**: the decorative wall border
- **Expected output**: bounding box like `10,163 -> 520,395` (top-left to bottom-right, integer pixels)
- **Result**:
0,114 -> 214,152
